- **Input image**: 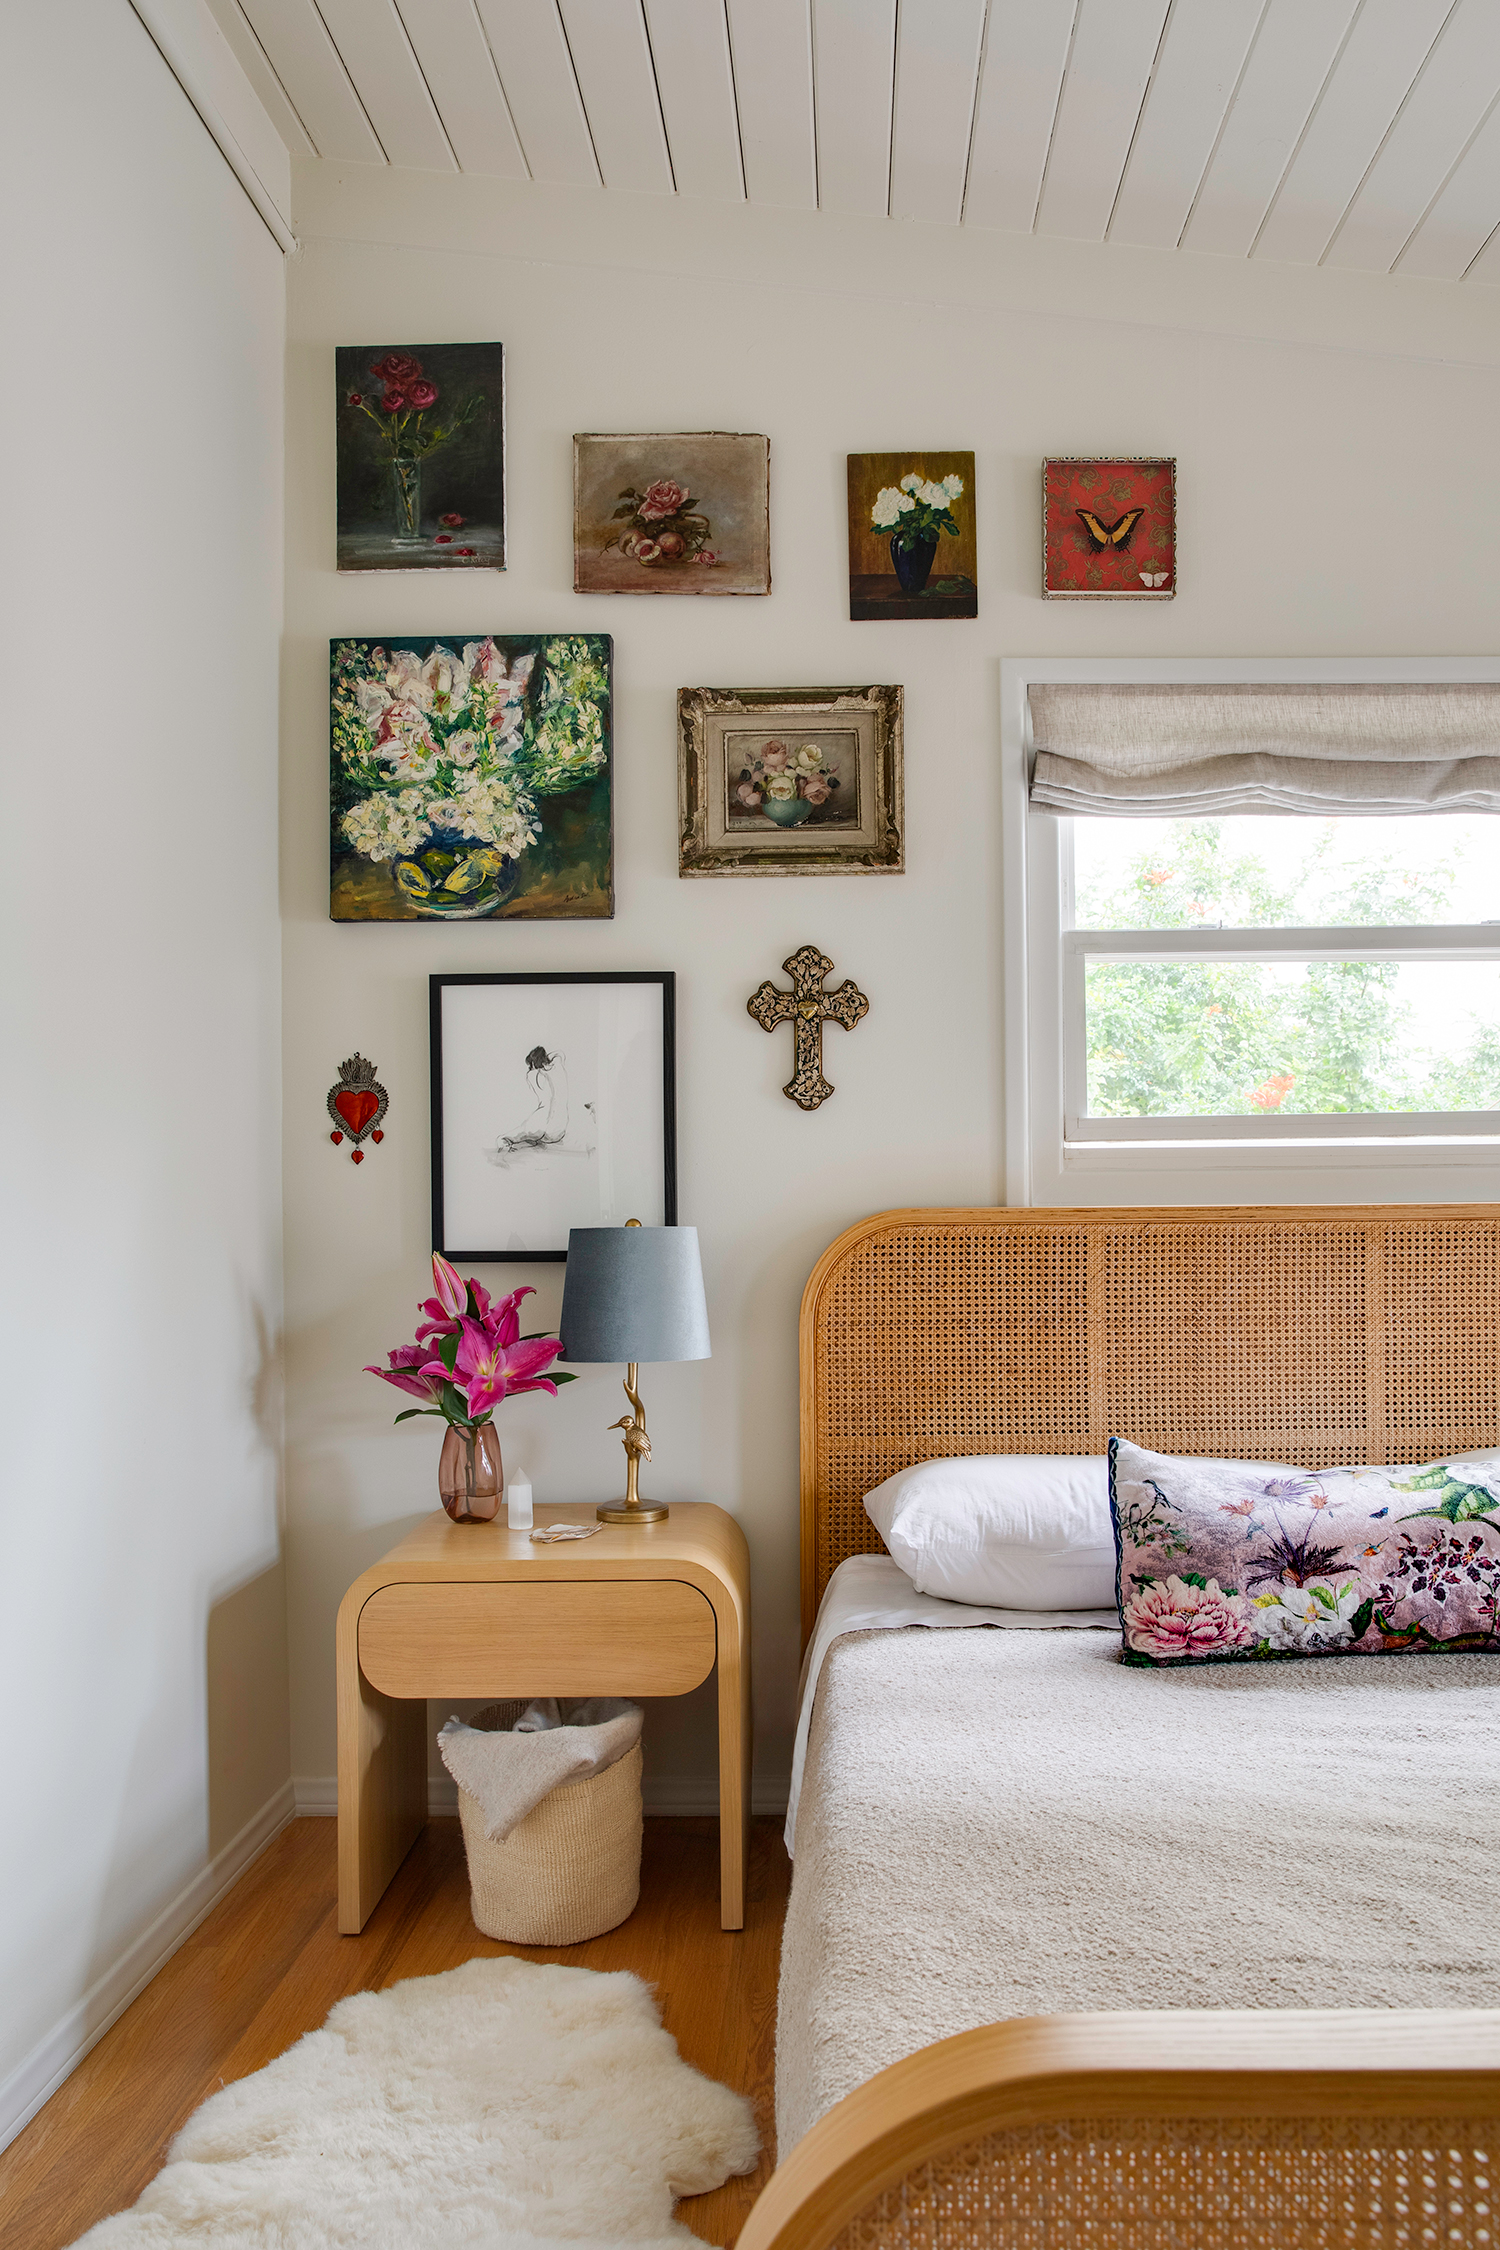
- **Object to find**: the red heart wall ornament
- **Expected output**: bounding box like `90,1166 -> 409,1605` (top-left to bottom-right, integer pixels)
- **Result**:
334,1088 -> 380,1136
326,1052 -> 388,1161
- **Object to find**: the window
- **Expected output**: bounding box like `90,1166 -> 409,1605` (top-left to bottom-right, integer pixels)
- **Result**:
1068,813 -> 1500,1142
1004,661 -> 1500,1207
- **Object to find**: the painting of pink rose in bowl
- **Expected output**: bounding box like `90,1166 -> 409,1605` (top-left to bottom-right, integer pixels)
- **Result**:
574,432 -> 769,595
336,342 -> 505,571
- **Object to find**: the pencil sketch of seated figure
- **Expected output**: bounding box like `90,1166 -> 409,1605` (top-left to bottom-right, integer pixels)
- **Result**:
487,1044 -> 597,1169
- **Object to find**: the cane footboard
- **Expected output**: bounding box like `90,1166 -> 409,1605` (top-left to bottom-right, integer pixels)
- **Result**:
741,2014 -> 1500,2250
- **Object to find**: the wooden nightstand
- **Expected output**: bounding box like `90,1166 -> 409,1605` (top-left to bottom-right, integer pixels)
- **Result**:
335,1501 -> 751,1934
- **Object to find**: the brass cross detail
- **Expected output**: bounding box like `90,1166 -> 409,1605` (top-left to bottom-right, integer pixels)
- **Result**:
747,943 -> 869,1111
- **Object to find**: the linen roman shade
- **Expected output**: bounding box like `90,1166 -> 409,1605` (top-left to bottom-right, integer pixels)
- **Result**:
1027,682 -> 1500,816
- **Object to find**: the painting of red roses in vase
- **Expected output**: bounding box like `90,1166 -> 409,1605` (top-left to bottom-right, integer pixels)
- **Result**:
573,432 -> 769,595
336,342 -> 505,571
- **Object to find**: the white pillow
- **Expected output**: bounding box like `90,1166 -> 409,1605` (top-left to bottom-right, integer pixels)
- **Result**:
863,1453 -> 1114,1610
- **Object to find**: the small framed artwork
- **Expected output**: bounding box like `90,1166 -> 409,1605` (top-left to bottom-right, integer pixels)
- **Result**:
336,342 -> 505,571
678,684 -> 903,877
847,452 -> 976,620
1042,457 -> 1176,598
430,973 -> 676,1261
330,633 -> 612,922
573,432 -> 770,594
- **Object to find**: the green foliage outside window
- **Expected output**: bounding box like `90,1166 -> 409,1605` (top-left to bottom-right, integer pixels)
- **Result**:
1078,823 -> 1500,1119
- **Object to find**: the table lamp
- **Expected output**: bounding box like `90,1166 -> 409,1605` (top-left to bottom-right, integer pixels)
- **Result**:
558,1220 -> 711,1524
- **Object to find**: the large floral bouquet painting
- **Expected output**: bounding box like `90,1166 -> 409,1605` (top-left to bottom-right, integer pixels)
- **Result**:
335,342 -> 504,572
1111,1435 -> 1500,1668
330,634 -> 612,922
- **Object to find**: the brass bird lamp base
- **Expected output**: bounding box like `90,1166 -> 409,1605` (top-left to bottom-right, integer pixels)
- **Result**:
597,1362 -> 668,1524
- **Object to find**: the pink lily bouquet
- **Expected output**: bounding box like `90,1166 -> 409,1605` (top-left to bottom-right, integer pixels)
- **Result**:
366,1252 -> 574,1523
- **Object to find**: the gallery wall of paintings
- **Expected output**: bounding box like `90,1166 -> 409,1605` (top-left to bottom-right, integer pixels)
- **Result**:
278,184 -> 1500,1794
323,367 -> 1060,1270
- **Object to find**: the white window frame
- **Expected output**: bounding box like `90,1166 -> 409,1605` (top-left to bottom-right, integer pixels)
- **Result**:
1001,656 -> 1500,1209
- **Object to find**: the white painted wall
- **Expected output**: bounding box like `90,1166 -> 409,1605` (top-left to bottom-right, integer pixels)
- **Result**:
283,162 -> 1500,1816
0,0 -> 287,2145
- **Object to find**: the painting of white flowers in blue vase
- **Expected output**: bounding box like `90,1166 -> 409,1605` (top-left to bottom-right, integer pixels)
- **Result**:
336,342 -> 504,571
330,634 -> 612,921
847,451 -> 977,620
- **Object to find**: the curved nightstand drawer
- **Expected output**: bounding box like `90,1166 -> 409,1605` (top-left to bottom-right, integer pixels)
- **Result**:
357,1577 -> 717,1698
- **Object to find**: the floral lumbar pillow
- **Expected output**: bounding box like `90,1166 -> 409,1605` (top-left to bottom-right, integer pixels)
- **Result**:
1111,1435 -> 1500,1668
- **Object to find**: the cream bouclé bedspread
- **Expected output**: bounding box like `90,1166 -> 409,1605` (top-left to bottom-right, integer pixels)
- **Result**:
775,1625 -> 1500,2156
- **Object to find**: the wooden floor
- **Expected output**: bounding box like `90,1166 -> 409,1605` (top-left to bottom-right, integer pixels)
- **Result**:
0,1815 -> 792,2250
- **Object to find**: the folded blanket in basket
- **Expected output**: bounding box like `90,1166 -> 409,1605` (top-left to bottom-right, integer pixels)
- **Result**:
438,1699 -> 643,1840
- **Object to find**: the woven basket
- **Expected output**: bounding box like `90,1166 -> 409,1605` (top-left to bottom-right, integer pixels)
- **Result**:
454,1703 -> 643,1945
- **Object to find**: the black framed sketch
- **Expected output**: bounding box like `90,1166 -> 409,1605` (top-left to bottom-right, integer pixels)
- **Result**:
430,974 -> 676,1261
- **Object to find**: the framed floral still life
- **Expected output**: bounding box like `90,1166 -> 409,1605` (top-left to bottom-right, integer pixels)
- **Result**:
430,972 -> 676,1261
336,343 -> 505,571
330,634 -> 612,922
1043,456 -> 1176,598
847,452 -> 976,620
573,432 -> 770,594
678,684 -> 903,877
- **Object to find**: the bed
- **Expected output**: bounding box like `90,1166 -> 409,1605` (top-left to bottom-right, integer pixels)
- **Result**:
755,1204 -> 1500,2250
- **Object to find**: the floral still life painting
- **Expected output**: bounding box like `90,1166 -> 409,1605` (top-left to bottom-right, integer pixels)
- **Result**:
330,634 -> 612,922
573,433 -> 770,595
336,342 -> 505,571
730,736 -> 852,829
1111,1434 -> 1500,1668
847,452 -> 976,620
1043,458 -> 1175,598
678,684 -> 903,876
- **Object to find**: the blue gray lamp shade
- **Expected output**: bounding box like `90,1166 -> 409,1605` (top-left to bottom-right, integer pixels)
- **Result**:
559,1226 -> 711,1364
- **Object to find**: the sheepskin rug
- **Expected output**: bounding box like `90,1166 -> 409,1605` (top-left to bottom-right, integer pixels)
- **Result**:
76,1958 -> 760,2249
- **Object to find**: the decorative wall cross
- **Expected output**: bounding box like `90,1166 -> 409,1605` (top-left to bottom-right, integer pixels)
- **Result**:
747,944 -> 869,1111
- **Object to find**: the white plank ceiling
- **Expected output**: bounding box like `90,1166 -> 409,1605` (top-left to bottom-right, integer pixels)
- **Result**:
209,0 -> 1500,282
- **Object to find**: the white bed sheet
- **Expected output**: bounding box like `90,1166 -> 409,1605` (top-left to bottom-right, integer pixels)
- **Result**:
784,1552 -> 1117,1854
776,1612 -> 1500,2153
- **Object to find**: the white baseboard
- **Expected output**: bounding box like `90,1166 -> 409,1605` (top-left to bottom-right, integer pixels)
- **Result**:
293,1773 -> 791,1820
0,1778 -> 296,2157
292,1774 -> 338,1816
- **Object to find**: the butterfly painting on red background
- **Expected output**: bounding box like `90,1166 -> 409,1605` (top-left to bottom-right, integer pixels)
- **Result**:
1043,457 -> 1176,599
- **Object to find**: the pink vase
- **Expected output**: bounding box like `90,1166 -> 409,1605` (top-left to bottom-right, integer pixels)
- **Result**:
439,1422 -> 503,1523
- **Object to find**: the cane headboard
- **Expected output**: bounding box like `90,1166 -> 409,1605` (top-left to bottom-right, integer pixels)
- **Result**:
798,1204 -> 1500,1648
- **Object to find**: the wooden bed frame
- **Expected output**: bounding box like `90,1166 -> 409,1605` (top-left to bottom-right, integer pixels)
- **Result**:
798,1202 -> 1500,1648
758,1203 -> 1500,2248
739,2012 -> 1500,2250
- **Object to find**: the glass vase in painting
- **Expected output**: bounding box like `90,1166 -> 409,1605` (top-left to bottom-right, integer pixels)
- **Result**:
392,457 -> 423,544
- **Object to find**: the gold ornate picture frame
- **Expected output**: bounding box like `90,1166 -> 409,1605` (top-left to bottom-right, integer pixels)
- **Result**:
677,683 -> 904,878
